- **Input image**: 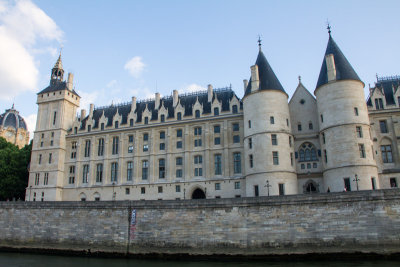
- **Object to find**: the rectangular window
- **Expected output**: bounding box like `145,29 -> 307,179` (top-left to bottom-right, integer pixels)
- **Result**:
98,138 -> 105,156
84,140 -> 91,157
176,141 -> 182,149
322,133 -> 326,144
82,164 -> 89,183
371,177 -> 376,190
233,135 -> 240,143
177,112 -> 182,120
233,123 -> 239,131
356,126 -> 363,138
270,116 -> 274,124
112,136 -> 119,154
111,162 -> 118,182
49,153 -> 52,164
214,125 -> 220,133
35,173 -> 40,185
38,154 -> 42,164
248,120 -> 251,128
214,154 -> 222,175
130,119 -> 134,126
194,167 -> 202,177
344,178 -> 351,191
144,117 -> 149,124
271,134 -> 277,145
195,110 -> 200,118
176,157 -> 183,166
375,98 -> 384,110
194,127 -> 202,136
213,107 -> 219,116
249,154 -> 253,168
176,169 -> 183,178
44,173 -> 49,185
380,120 -> 388,133
143,133 -> 149,141
298,124 -> 302,131
290,153 -> 294,166
215,183 -> 221,190
309,123 -> 313,130
233,152 -> 241,174
176,185 -> 181,192
158,186 -> 163,193
72,141 -> 77,149
160,114 -> 165,122
101,123 -> 104,131
128,146 -> 134,153
159,143 -> 165,150
160,131 -> 165,139
142,160 -> 148,180
141,187 -> 145,194
320,114 -> 324,122
273,151 -> 279,165
390,178 -> 398,188
232,105 -> 238,114
127,161 -> 133,181
88,125 -> 91,132
289,136 -> 292,147
324,149 -> 327,163
381,145 -> 393,163
50,140 -> 53,146
69,166 -> 75,184
194,155 -> 203,164
234,181 -> 240,189
115,121 -> 119,128
194,139 -> 202,147
359,144 -> 366,158
53,111 -> 57,125
129,135 -> 134,143
177,129 -> 182,137
254,185 -> 259,197
71,151 -> 76,159
143,144 -> 149,152
159,159 -> 165,178
125,188 -> 130,195
214,137 -> 221,145
96,164 -> 103,183
354,107 -> 359,116
249,138 -> 252,149
279,183 -> 285,196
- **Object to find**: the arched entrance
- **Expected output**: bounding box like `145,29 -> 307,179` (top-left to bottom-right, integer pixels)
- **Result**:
303,180 -> 319,194
192,188 -> 206,199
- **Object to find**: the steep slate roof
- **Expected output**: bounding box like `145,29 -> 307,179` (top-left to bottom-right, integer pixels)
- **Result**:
37,81 -> 80,96
316,35 -> 361,89
79,88 -> 240,130
367,76 -> 400,106
245,50 -> 285,96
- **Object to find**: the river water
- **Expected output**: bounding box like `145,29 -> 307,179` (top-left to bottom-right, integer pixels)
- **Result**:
0,252 -> 399,267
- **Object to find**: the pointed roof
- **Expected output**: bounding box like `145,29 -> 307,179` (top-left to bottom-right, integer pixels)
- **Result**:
53,53 -> 63,70
245,49 -> 285,96
316,35 -> 361,89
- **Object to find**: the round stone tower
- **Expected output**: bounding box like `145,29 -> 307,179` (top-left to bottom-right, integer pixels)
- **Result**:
243,43 -> 297,196
315,31 -> 378,192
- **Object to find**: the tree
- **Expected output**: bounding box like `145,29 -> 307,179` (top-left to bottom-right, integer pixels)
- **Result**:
0,137 -> 32,201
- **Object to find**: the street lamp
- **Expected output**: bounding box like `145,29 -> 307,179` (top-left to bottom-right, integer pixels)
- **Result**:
264,180 -> 271,196
112,182 -> 116,201
353,174 -> 360,191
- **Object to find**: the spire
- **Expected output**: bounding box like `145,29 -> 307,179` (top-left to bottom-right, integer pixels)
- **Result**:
245,43 -> 285,96
316,31 -> 362,89
53,51 -> 63,69
50,50 -> 64,84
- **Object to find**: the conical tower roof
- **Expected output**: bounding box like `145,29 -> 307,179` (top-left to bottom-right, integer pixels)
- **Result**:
316,35 -> 361,89
245,49 -> 285,96
53,54 -> 63,70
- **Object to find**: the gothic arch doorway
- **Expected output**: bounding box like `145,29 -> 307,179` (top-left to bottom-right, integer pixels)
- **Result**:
303,180 -> 319,194
192,188 -> 206,199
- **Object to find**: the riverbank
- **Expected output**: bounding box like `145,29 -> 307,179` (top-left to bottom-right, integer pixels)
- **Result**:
1,189 -> 400,257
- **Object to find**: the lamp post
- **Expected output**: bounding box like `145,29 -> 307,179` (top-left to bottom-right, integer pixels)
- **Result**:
264,180 -> 271,196
112,182 -> 116,201
353,174 -> 360,191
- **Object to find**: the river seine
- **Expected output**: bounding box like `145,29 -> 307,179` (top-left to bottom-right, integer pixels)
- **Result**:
0,252 -> 399,267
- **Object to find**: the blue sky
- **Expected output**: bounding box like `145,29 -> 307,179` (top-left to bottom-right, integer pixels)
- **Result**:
0,0 -> 399,138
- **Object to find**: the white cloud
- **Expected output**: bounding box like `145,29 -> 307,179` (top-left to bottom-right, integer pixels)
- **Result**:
180,83 -> 207,93
124,56 -> 145,78
77,90 -> 99,113
24,113 -> 37,140
106,79 -> 117,88
0,0 -> 63,100
129,87 -> 154,100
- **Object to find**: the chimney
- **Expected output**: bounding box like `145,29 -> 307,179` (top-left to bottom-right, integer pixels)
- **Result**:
250,65 -> 259,92
173,90 -> 179,107
67,73 -> 74,90
131,97 -> 137,112
80,109 -> 86,119
89,104 -> 94,118
155,93 -> 160,110
243,79 -> 248,93
207,84 -> 213,102
325,54 -> 336,82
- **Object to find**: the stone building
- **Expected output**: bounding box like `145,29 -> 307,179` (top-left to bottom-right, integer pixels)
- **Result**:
26,32 -> 399,201
0,105 -> 29,148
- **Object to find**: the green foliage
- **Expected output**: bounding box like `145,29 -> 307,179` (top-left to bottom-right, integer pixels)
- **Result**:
0,137 -> 31,201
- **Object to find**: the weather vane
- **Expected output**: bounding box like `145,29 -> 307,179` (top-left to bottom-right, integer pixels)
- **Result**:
258,35 -> 262,50
326,19 -> 331,36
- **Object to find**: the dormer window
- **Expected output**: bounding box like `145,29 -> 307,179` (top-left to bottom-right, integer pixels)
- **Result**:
195,110 -> 200,118
214,107 -> 219,116
101,123 -> 104,131
88,125 -> 91,132
375,98 -> 384,110
160,114 -> 165,122
232,105 -> 238,114
144,117 -> 149,124
177,112 -> 182,120
115,121 -> 119,129
130,119 -> 134,126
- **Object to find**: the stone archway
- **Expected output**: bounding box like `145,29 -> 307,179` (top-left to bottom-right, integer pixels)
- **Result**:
303,180 -> 319,194
192,188 -> 206,199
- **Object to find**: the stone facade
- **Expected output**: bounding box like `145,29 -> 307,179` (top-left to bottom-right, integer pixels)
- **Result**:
2,190 -> 400,256
26,34 -> 400,201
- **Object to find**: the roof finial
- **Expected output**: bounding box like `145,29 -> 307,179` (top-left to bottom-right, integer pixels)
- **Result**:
326,20 -> 331,37
298,75 -> 302,83
258,35 -> 262,51
11,103 -> 14,109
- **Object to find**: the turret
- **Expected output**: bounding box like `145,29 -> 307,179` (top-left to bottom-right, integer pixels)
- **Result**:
314,27 -> 378,192
243,40 -> 297,196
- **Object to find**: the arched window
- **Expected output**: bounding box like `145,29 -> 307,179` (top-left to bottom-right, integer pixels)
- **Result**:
298,142 -> 318,162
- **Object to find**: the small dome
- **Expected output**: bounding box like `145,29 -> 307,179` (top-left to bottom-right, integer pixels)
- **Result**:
0,106 -> 28,131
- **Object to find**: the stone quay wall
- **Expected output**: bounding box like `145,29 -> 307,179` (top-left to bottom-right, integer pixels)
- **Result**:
0,189 -> 400,256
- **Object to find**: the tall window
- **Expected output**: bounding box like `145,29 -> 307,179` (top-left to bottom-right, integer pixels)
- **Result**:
35,173 -> 40,185
232,105 -> 238,114
233,123 -> 239,131
176,157 -> 183,166
390,178 -> 398,188
214,107 -> 219,116
254,185 -> 259,197
195,110 -> 200,118
194,155 -> 202,164
111,162 -> 118,182
159,159 -> 165,178
144,117 -> 149,124
233,135 -> 240,143
53,111 -> 57,125
101,123 -> 104,131
356,126 -> 363,138
271,134 -> 277,145
279,183 -> 285,196
298,143 -> 318,162
115,121 -> 119,128
381,145 -> 393,163
38,154 -> 42,164
177,129 -> 182,137
194,167 -> 202,176
142,160 -> 149,180
112,136 -> 119,155
234,152 -> 241,174
69,166 -> 75,184
177,112 -> 182,120
160,131 -> 165,139
324,149 -> 327,163
270,116 -> 274,124
273,151 -> 279,165
49,153 -> 52,164
44,173 -> 49,185
214,154 -> 222,175
130,118 -> 134,126
359,144 -> 366,158
354,107 -> 359,116
82,165 -> 89,183
298,123 -> 302,131
249,154 -> 253,168
214,125 -> 220,133
248,120 -> 251,128
127,161 -> 133,181
309,122 -> 313,130
160,114 -> 165,122
143,133 -> 149,141
84,140 -> 91,157
322,133 -> 326,144
344,178 -> 351,191
194,127 -> 202,147
375,98 -> 384,110
380,120 -> 388,133
320,114 -> 324,122
96,164 -> 103,183
88,125 -> 91,132
249,138 -> 252,149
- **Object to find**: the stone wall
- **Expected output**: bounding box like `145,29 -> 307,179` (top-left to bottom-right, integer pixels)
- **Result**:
1,189 -> 400,256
